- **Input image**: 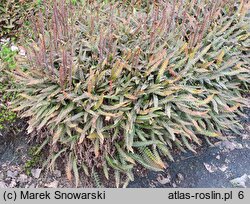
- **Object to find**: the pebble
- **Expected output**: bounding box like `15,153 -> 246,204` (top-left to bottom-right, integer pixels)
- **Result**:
31,169 -> 42,179
19,48 -> 26,56
10,45 -> 19,52
45,180 -> 59,188
0,172 -> 4,180
149,182 -> 156,188
0,181 -> 7,188
29,183 -> 36,188
18,174 -> 28,183
9,179 -> 17,188
177,173 -> 184,182
226,141 -> 243,150
203,163 -> 218,173
0,38 -> 10,43
216,155 -> 221,160
219,164 -> 228,172
157,174 -> 171,185
54,170 -> 62,178
230,174 -> 249,188
7,170 -> 18,178
242,134 -> 250,140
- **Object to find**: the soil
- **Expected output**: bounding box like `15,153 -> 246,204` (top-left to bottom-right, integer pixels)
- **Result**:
0,120 -> 28,165
128,138 -> 250,188
0,120 -> 93,188
0,109 -> 249,188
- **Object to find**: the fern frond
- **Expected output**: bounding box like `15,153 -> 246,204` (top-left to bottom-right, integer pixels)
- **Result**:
91,168 -> 102,188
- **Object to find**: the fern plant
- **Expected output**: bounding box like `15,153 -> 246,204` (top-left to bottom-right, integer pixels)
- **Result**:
11,0 -> 250,187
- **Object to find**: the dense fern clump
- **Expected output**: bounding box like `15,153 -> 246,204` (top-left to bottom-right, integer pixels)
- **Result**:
12,0 -> 250,187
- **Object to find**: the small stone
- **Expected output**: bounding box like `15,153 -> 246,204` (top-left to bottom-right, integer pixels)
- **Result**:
5,177 -> 11,182
31,169 -> 42,179
0,172 -> 4,180
149,183 -> 156,188
0,38 -> 10,43
223,141 -> 236,151
203,163 -> 218,173
225,172 -> 232,179
45,180 -> 59,188
216,155 -> 221,160
18,174 -> 28,183
19,47 -> 26,56
177,173 -> 184,182
2,164 -> 7,168
29,183 -> 35,188
234,143 -> 243,149
230,174 -> 249,188
157,174 -> 171,185
54,170 -> 62,178
245,144 -> 250,149
7,170 -> 18,178
172,182 -> 177,188
0,181 -> 7,188
11,45 -> 19,52
9,179 -> 17,188
221,140 -> 243,151
219,164 -> 228,172
242,134 -> 250,140
28,177 -> 32,183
